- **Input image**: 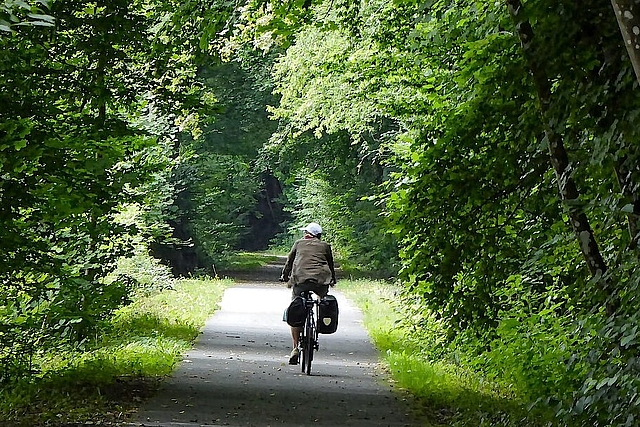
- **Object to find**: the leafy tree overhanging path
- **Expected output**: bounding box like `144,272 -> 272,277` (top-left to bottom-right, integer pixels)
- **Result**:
128,266 -> 417,427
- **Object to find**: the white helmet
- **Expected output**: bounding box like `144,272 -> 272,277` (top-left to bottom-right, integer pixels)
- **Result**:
300,222 -> 323,236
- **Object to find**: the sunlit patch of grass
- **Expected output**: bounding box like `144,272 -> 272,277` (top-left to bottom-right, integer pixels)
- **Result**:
0,277 -> 232,426
339,279 -> 546,427
219,251 -> 282,270
387,352 -> 463,403
113,278 -> 232,334
338,279 -> 406,350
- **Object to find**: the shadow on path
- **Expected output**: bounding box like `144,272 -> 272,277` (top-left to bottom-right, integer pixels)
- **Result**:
128,262 -> 418,427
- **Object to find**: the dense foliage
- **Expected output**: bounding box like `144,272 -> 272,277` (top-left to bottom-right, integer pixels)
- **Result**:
0,0 -> 225,381
240,0 -> 640,425
3,0 -> 640,425
261,26 -> 400,275
0,0 -> 283,388
154,54 -> 284,275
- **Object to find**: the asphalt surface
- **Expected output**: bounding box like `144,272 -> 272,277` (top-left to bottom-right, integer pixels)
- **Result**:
128,264 -> 419,427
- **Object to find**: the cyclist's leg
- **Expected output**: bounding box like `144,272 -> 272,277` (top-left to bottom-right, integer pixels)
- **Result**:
290,326 -> 302,348
289,326 -> 301,365
289,284 -> 306,364
290,285 -> 306,349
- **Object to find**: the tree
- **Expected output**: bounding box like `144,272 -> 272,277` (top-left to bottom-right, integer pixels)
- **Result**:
611,0 -> 640,85
241,0 -> 640,424
0,0 -> 210,377
505,0 -> 609,292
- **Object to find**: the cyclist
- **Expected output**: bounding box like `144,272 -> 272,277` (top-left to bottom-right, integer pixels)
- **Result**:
280,222 -> 337,365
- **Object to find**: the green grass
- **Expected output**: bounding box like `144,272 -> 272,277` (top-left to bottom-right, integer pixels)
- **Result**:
339,279 -> 547,427
0,278 -> 232,427
337,279 -> 405,349
1,273 -> 551,426
217,251 -> 283,270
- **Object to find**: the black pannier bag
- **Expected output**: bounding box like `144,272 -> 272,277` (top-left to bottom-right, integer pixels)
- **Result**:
284,296 -> 306,327
318,295 -> 339,334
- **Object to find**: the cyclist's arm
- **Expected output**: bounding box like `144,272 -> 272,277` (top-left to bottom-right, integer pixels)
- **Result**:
326,244 -> 337,285
280,242 -> 298,282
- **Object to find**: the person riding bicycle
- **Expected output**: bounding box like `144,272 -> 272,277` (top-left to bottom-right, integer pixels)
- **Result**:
280,222 -> 337,365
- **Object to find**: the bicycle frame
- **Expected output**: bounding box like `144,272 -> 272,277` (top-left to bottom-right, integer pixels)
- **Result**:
298,291 -> 319,375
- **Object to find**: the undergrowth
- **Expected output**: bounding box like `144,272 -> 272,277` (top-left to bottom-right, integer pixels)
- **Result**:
339,279 -> 552,427
0,278 -> 231,427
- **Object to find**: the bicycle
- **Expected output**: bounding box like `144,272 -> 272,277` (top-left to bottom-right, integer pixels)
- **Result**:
298,290 -> 319,375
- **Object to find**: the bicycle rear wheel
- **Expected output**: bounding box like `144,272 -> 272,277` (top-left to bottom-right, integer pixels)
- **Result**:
299,332 -> 306,373
304,314 -> 315,375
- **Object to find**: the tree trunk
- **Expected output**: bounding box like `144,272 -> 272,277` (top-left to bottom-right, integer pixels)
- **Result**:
505,0 -> 609,282
614,154 -> 640,249
95,3 -> 108,128
610,0 -> 640,86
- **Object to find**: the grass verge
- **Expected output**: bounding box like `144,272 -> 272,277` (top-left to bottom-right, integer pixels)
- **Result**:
0,278 -> 232,427
338,279 -> 547,427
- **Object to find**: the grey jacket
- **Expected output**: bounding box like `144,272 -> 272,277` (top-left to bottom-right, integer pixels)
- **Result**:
282,237 -> 336,285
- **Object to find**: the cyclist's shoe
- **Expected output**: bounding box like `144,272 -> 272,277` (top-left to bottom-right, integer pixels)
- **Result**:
289,348 -> 299,365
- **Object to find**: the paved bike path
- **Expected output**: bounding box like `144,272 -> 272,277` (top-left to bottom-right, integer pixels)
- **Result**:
129,280 -> 417,427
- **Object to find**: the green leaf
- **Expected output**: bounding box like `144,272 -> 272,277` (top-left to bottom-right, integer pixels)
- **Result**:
621,203 -> 635,213
27,13 -> 54,23
621,333 -> 636,347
